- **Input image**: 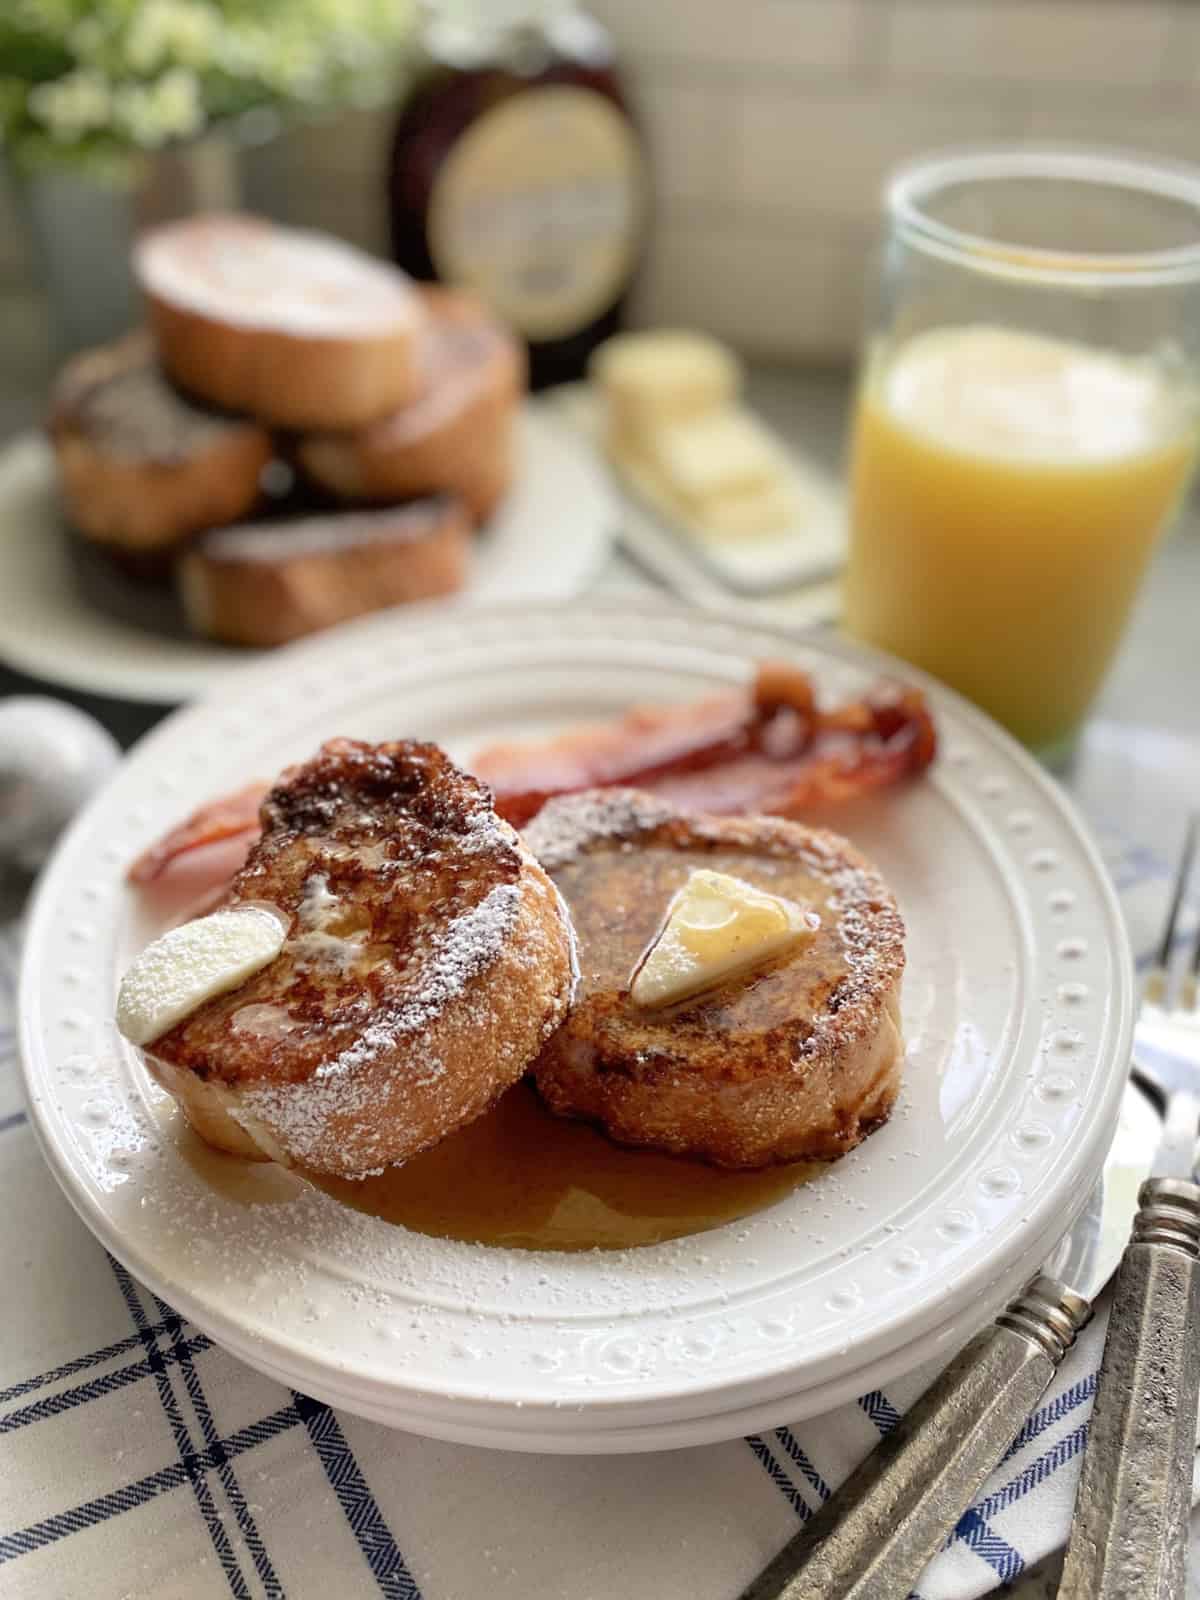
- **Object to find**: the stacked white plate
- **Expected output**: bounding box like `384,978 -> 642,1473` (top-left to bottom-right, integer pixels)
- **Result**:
0,405 -> 616,703
18,600 -> 1133,1451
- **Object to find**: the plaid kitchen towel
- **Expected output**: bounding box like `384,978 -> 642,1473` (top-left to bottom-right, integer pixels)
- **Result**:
1,800 -> 1197,1600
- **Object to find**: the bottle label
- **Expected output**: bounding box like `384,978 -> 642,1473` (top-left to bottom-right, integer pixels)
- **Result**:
427,84 -> 645,342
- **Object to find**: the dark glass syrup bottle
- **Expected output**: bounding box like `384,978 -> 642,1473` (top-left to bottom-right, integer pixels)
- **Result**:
388,0 -> 647,389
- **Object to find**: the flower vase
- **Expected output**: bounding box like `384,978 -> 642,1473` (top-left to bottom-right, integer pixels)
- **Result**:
12,136 -> 240,359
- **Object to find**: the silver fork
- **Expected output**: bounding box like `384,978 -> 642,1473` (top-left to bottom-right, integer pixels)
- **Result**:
1059,815 -> 1200,1600
1133,814 -> 1200,1169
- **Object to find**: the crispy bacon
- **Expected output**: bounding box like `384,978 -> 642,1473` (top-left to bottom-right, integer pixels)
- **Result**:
127,665 -> 936,888
127,781 -> 269,884
476,691 -> 759,829
478,663 -> 936,827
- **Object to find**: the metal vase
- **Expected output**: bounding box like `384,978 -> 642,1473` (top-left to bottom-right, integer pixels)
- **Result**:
11,136 -> 240,359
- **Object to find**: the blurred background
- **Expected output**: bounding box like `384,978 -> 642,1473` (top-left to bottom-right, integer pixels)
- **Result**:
583,0 -> 1200,360
4,0 -> 1200,428
1,0 -> 1198,763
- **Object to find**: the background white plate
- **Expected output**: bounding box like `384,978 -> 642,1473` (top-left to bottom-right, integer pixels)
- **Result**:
0,405 -> 616,704
18,601 -> 1133,1451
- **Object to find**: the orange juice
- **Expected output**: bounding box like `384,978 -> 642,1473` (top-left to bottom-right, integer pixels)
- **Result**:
844,324 -> 1197,749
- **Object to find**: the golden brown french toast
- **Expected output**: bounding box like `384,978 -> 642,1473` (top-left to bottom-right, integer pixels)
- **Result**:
135,214 -> 425,429
178,494 -> 471,647
525,789 -> 904,1169
142,739 -> 576,1177
298,286 -> 524,524
48,329 -> 271,569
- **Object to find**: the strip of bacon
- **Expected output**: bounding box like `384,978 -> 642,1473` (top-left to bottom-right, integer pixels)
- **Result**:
127,781 -> 269,884
479,691 -> 761,829
127,666 -> 935,888
478,664 -> 936,827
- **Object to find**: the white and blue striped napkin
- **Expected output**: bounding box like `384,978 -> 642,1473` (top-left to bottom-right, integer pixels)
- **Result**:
1,799 -> 1195,1600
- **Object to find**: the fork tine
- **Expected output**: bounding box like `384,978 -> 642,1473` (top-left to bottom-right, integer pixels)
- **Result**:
1157,813 -> 1198,975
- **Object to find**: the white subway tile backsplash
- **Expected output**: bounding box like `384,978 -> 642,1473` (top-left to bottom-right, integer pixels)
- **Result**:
627,73 -> 736,205
240,121 -> 390,256
1023,106 -> 1200,168
1164,3 -> 1200,86
731,87 -> 1027,223
885,0 -> 1175,87
276,106 -> 392,179
5,0 -> 1197,372
630,218 -> 871,359
590,0 -> 872,75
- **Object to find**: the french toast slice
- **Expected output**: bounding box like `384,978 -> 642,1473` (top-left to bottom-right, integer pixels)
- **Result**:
142,740 -> 576,1177
135,214 -> 425,429
48,329 -> 271,570
298,286 -> 525,524
525,789 -> 904,1169
177,494 -> 470,647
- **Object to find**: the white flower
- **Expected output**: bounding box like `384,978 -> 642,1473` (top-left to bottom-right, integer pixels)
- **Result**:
124,6 -> 165,73
126,1 -> 218,74
211,22 -> 269,79
28,69 -> 112,142
112,67 -> 202,148
4,0 -> 416,170
154,66 -> 204,137
165,4 -> 219,69
111,84 -> 156,146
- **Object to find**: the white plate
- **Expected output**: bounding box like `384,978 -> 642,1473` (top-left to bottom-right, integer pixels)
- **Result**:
18,600 -> 1134,1451
0,406 -> 616,704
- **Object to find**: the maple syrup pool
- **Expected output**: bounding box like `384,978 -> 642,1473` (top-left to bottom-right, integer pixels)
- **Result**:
301,1082 -> 819,1250
176,1081 -> 825,1254
179,1079 -> 819,1251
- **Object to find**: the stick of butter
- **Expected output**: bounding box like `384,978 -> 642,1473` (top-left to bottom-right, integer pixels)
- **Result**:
117,906 -> 287,1046
593,328 -> 798,538
644,408 -> 785,503
631,869 -> 817,1009
591,329 -> 741,431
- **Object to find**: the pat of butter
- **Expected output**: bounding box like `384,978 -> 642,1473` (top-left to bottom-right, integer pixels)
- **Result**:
117,907 -> 287,1046
631,869 -> 816,1009
645,408 -> 784,502
592,330 -> 741,426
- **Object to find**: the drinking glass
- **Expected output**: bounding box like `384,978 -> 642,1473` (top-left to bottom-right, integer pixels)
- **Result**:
843,148 -> 1200,762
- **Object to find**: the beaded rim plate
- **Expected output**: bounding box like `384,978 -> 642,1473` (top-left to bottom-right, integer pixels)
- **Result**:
18,599 -> 1134,1450
0,404 -> 615,704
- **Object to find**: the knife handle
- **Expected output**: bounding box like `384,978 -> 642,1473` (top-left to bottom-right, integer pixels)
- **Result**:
1059,1178 -> 1200,1600
739,1277 -> 1090,1600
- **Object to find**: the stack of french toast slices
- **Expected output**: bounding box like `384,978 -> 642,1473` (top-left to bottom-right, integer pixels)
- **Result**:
48,213 -> 524,648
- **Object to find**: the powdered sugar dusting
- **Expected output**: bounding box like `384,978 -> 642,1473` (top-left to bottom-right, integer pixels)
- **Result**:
197,500 -> 453,563
525,789 -> 678,871
326,880 -> 521,1063
527,787 -> 903,1067
236,880 -> 522,1166
136,216 -> 421,337
521,842 -> 580,1001
67,359 -> 245,463
790,834 -> 904,1063
299,873 -> 339,928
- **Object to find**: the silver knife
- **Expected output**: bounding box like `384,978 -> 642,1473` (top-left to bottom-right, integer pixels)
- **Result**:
738,1080 -> 1162,1600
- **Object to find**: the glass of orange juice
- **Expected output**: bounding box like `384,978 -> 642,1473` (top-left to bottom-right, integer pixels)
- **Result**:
844,148 -> 1200,762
